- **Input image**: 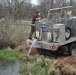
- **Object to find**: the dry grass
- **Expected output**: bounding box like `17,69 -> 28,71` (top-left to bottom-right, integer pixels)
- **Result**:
0,20 -> 37,54
0,21 -> 31,49
17,41 -> 39,56
52,55 -> 76,75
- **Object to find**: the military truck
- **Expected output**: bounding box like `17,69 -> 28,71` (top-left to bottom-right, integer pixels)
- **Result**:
26,6 -> 76,55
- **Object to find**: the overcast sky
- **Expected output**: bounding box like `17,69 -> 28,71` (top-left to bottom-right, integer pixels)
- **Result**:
31,0 -> 38,5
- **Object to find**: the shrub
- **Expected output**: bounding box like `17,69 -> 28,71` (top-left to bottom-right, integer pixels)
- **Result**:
0,48 -> 23,63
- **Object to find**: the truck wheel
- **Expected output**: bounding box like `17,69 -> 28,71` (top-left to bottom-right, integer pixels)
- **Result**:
65,27 -> 71,40
59,45 -> 69,55
69,43 -> 76,55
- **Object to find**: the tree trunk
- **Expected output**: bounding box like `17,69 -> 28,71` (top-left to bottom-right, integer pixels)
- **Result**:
51,0 -> 53,9
70,0 -> 72,6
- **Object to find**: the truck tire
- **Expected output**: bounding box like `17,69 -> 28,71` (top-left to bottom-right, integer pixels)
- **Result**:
65,27 -> 71,40
59,45 -> 69,55
69,43 -> 76,55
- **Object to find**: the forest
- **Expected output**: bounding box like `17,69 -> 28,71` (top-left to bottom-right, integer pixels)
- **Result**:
0,0 -> 76,21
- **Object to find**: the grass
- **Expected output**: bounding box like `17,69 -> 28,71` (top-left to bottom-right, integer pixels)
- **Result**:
0,22 -> 31,44
19,55 -> 58,75
0,48 -> 74,75
8,25 -> 31,43
19,62 -> 29,74
0,48 -> 23,63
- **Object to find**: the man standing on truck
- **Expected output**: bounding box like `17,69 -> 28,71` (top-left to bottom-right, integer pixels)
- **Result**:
28,11 -> 41,40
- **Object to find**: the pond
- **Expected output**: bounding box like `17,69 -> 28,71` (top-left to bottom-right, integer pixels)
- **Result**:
0,62 -> 23,75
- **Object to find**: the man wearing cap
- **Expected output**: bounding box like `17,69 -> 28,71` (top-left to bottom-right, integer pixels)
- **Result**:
28,12 -> 41,40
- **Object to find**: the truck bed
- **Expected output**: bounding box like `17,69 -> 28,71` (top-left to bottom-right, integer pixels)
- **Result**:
26,37 -> 76,51
60,37 -> 76,45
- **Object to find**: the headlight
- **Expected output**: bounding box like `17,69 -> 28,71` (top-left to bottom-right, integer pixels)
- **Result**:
36,31 -> 39,38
